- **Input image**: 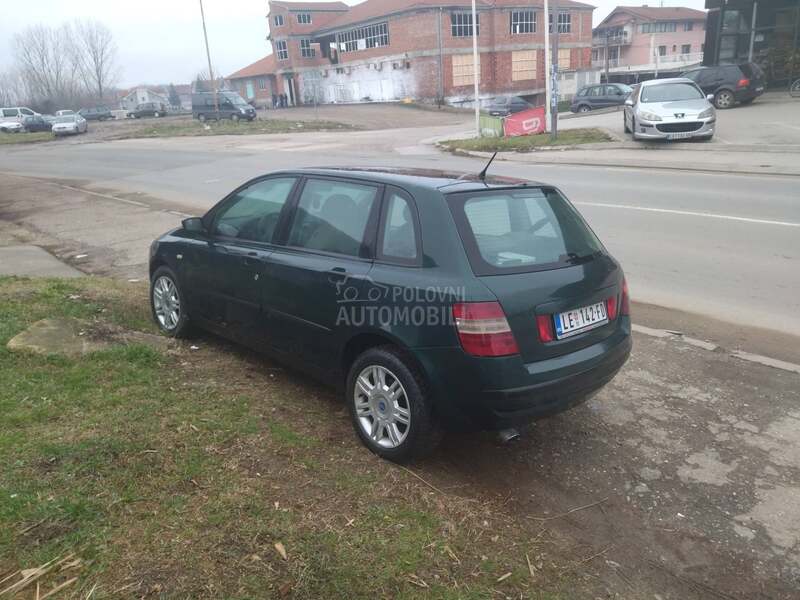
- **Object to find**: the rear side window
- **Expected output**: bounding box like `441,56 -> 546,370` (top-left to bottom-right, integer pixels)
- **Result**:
379,189 -> 419,263
449,188 -> 603,275
288,178 -> 379,257
739,63 -> 763,78
213,177 -> 296,243
2,109 -> 17,117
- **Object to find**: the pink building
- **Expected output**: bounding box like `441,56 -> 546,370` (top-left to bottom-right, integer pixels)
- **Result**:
592,6 -> 706,80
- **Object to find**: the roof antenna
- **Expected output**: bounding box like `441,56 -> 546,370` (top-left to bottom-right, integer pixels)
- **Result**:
478,151 -> 497,181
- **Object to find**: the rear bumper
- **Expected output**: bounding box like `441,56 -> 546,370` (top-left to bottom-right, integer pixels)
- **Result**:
413,319 -> 632,430
735,87 -> 764,102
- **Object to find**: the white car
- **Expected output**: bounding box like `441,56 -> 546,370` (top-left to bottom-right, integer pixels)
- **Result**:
51,114 -> 88,136
623,78 -> 716,141
0,120 -> 24,133
55,109 -> 75,116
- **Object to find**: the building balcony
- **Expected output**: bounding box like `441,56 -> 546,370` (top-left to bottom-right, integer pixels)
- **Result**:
592,52 -> 703,73
592,28 -> 632,47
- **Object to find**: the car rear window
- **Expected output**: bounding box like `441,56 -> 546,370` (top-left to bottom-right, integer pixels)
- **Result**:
448,187 -> 604,275
739,62 -> 763,78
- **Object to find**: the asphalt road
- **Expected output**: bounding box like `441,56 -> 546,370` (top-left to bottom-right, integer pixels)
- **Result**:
1,126 -> 798,337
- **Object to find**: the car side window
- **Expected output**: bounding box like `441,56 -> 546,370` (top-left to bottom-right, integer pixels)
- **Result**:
379,190 -> 419,263
576,87 -> 588,97
213,177 -> 296,243
287,178 -> 378,257
20,108 -> 34,116
588,86 -> 602,97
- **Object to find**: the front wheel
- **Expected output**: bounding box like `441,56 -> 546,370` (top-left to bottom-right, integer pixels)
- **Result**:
578,105 -> 591,113
150,266 -> 192,338
630,116 -> 638,140
623,114 -> 631,133
231,113 -> 240,122
347,346 -> 441,463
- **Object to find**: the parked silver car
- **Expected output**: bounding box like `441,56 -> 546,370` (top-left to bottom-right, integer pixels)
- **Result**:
624,78 -> 715,141
51,114 -> 88,136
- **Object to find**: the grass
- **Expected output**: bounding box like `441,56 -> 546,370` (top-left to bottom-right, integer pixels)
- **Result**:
0,132 -> 54,145
111,118 -> 357,140
441,128 -> 613,153
0,277 -> 583,599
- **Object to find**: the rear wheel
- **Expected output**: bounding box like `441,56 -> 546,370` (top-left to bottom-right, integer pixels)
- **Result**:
714,89 -> 735,109
578,105 -> 591,113
347,346 -> 441,463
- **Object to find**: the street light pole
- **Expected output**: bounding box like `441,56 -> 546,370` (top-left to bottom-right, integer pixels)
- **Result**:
199,0 -> 220,119
550,0 -> 559,141
543,0 -> 551,132
471,0 -> 480,137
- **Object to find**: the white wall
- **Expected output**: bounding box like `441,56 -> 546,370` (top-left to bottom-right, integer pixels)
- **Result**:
300,61 -> 417,104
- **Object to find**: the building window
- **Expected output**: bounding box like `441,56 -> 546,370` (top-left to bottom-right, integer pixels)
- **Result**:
511,50 -> 536,81
658,45 -> 667,57
273,14 -> 284,27
641,22 -> 677,33
296,13 -> 312,24
276,40 -> 288,60
672,44 -> 677,52
549,11 -> 571,33
684,21 -> 693,31
337,22 -> 389,52
300,38 -> 315,58
681,44 -> 691,55
558,48 -> 571,70
451,12 -> 479,37
452,53 -> 480,86
258,78 -> 266,90
510,10 -> 535,34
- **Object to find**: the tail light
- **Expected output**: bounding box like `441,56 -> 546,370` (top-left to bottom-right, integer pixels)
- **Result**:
606,295 -> 618,320
621,279 -> 630,316
452,301 -> 519,357
737,78 -> 750,88
536,315 -> 555,343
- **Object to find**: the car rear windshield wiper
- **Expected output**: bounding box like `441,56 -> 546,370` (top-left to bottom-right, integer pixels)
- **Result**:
561,252 -> 598,264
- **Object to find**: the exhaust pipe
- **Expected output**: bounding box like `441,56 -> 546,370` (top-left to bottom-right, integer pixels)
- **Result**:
497,427 -> 521,444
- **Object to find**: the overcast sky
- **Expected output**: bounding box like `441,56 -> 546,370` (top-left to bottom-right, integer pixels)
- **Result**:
0,0 -> 705,88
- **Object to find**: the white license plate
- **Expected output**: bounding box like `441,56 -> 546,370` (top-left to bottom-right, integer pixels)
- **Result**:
554,302 -> 608,339
756,86 -> 764,92
667,132 -> 693,140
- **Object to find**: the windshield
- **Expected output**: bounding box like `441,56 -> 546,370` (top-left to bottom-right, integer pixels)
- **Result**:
223,93 -> 248,106
54,116 -> 76,123
617,84 -> 633,94
641,83 -> 703,103
449,188 -> 604,275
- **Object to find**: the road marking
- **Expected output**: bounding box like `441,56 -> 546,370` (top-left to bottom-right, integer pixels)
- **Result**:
56,184 -> 149,207
573,201 -> 800,228
633,324 -> 800,374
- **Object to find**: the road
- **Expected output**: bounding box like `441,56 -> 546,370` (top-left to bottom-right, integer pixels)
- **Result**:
2,126 -> 798,338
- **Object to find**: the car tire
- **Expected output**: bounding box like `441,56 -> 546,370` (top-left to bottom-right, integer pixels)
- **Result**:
154,111 -> 160,117
346,346 -> 442,463
150,266 -> 192,338
630,116 -> 638,140
714,89 -> 735,109
578,105 -> 591,113
198,114 -> 206,122
231,114 -> 240,123
623,114 -> 631,133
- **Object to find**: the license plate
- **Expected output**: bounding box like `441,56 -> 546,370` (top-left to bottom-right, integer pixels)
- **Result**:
756,86 -> 764,92
554,302 -> 608,339
667,132 -> 692,140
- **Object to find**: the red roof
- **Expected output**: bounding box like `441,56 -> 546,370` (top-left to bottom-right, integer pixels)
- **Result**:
270,0 -> 348,10
228,55 -> 277,80
599,5 -> 705,27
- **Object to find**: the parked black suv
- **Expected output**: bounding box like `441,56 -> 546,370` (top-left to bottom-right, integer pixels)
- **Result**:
148,168 -> 632,462
485,96 -> 533,117
128,102 -> 167,118
79,106 -> 113,121
571,83 -> 632,113
680,62 -> 765,109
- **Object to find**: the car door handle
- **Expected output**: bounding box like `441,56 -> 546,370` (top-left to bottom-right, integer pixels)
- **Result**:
327,266 -> 349,279
243,251 -> 264,266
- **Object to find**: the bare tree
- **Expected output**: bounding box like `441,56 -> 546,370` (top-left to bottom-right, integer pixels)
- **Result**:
71,20 -> 120,101
13,25 -> 76,105
0,70 -> 25,106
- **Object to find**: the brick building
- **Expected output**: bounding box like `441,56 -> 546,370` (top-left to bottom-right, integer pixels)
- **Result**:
229,0 -> 598,107
592,6 -> 706,83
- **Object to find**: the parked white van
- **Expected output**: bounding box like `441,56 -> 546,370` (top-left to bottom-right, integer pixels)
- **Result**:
0,107 -> 41,122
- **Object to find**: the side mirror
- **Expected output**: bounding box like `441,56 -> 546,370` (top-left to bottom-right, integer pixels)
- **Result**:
706,94 -> 714,102
182,217 -> 206,233
624,98 -> 634,107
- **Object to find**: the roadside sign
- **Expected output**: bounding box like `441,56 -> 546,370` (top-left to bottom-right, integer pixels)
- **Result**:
503,107 -> 546,137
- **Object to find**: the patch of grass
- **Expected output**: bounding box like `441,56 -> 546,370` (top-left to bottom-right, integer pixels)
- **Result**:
441,127 -> 613,153
0,277 -> 582,599
0,131 -> 54,144
112,118 -> 357,140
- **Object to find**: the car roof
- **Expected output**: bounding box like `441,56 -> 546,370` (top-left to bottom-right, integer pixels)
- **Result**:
270,167 -> 544,194
640,77 -> 695,87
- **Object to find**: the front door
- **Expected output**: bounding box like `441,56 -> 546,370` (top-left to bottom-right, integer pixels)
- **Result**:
187,176 -> 298,343
262,176 -> 382,372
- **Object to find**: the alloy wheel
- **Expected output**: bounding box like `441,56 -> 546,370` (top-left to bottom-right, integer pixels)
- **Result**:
715,90 -> 733,109
353,365 -> 411,449
152,275 -> 181,330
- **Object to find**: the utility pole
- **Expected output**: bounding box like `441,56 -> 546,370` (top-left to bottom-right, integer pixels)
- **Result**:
550,0 -> 559,141
471,0 -> 480,137
543,0 -> 551,132
604,30 -> 610,84
199,0 -> 220,119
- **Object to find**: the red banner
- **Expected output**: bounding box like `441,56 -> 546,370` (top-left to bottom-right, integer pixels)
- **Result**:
503,107 -> 546,137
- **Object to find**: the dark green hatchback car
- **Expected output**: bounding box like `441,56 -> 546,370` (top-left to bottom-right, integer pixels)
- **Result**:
149,168 -> 631,462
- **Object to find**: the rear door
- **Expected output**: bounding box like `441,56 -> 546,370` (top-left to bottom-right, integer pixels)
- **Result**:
447,187 -> 623,363
261,176 -> 381,371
